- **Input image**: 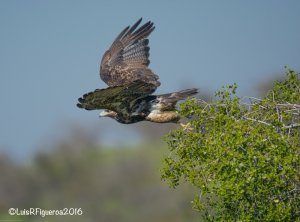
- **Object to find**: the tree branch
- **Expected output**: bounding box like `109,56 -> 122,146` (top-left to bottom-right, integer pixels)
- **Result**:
243,117 -> 273,127
283,123 -> 300,129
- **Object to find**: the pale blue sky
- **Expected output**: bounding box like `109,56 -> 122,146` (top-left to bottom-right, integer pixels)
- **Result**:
1,0 -> 300,158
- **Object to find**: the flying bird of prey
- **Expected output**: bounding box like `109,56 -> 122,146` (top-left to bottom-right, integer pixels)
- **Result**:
77,18 -> 198,124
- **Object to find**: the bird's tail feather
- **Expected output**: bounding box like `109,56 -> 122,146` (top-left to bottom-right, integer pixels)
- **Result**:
158,88 -> 198,103
172,88 -> 198,99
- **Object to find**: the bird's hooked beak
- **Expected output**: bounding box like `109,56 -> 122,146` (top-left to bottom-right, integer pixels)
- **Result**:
99,110 -> 117,118
99,110 -> 111,117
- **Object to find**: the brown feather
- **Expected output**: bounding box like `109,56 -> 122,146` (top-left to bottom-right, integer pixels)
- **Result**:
100,18 -> 160,88
145,111 -> 180,123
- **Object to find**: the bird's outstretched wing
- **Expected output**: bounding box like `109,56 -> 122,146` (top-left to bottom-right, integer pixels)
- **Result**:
100,18 -> 160,88
77,80 -> 156,114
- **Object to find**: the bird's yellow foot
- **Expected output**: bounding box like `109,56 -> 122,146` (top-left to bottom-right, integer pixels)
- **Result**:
180,122 -> 193,131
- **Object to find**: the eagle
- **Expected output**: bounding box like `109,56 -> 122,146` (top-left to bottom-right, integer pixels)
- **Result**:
77,18 -> 198,124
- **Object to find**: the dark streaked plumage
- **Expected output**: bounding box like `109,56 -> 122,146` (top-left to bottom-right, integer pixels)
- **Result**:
77,18 -> 198,124
100,18 -> 160,88
77,80 -> 198,124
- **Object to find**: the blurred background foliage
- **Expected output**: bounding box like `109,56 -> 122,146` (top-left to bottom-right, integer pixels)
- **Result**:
0,123 -> 200,222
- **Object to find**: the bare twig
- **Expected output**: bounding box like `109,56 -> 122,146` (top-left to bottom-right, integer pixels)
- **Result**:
283,123 -> 300,129
243,117 -> 273,127
276,103 -> 300,109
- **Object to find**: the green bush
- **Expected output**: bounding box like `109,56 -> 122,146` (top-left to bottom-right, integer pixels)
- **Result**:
161,68 -> 300,221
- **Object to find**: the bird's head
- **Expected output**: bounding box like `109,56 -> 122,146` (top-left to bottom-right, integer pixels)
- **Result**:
99,110 -> 118,119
